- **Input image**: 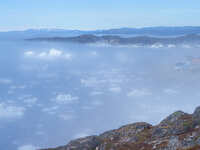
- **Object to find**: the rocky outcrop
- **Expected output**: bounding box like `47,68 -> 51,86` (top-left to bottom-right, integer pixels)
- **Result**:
42,136 -> 101,150
41,106 -> 200,150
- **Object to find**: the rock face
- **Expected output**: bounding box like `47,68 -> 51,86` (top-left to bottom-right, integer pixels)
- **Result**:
41,106 -> 200,150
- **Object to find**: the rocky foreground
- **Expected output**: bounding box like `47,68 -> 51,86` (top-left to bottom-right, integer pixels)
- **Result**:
42,106 -> 200,150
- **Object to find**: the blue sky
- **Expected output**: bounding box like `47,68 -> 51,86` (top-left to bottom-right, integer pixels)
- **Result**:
1,0 -> 200,31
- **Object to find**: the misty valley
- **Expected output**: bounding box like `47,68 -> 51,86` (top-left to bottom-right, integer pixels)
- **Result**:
1,34 -> 200,149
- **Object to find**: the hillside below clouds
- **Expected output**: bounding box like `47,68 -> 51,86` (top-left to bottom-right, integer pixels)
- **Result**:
27,34 -> 200,47
42,106 -> 200,150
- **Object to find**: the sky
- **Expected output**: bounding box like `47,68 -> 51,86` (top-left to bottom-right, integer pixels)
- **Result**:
0,0 -> 200,31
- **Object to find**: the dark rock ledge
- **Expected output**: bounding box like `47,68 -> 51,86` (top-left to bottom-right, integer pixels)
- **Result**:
41,106 -> 200,150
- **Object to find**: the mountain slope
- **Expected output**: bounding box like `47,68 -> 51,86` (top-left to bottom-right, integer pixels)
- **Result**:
41,106 -> 200,150
93,26 -> 200,36
27,34 -> 200,46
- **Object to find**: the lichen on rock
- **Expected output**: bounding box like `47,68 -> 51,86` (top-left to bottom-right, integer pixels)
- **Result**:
41,106 -> 200,150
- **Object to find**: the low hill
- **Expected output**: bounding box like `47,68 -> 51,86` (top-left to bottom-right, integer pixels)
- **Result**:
27,34 -> 200,46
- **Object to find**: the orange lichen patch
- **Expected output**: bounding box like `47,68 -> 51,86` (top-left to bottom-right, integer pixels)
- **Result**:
191,58 -> 200,64
136,128 -> 152,142
155,141 -> 169,149
187,145 -> 200,150
179,145 -> 200,150
178,131 -> 194,141
160,126 -> 170,129
117,142 -> 153,150
178,121 -> 200,141
117,122 -> 152,135
104,142 -> 115,150
180,114 -> 193,120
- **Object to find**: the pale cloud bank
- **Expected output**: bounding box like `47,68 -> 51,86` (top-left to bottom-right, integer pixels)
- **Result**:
10,85 -> 26,90
181,44 -> 191,49
80,78 -> 107,87
42,106 -> 59,115
81,99 -> 103,111
0,103 -> 25,119
0,78 -> 12,84
150,43 -> 164,49
24,48 -> 72,60
163,88 -> 179,95
90,91 -> 104,96
127,89 -> 152,97
18,95 -> 38,107
23,97 -> 38,107
58,113 -> 76,120
109,87 -> 121,93
90,51 -> 98,56
54,94 -> 79,104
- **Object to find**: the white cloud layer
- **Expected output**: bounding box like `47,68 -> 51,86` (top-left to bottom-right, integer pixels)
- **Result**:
0,78 -> 12,84
24,48 -> 72,60
150,43 -> 164,48
54,94 -> 79,104
163,88 -> 179,95
42,106 -> 59,114
58,114 -> 76,120
23,97 -> 38,107
80,78 -> 107,87
127,89 -> 152,97
109,87 -> 121,93
90,91 -> 103,96
0,103 -> 25,119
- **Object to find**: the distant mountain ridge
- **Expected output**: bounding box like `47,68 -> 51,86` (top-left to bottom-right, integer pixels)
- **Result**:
7,26 -> 200,35
27,34 -> 200,46
93,26 -> 200,36
1,26 -> 200,40
41,106 -> 200,150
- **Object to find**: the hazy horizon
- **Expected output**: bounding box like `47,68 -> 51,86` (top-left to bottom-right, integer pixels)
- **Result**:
1,36 -> 200,150
1,26 -> 200,32
1,1 -> 200,150
1,0 -> 200,31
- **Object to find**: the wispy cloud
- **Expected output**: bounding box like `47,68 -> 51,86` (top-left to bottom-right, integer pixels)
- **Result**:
0,103 -> 25,119
42,106 -> 59,115
109,86 -> 121,93
17,144 -> 38,150
90,91 -> 104,96
24,48 -> 72,60
23,97 -> 38,107
127,89 -> 152,97
0,78 -> 12,84
58,113 -> 76,120
163,88 -> 179,95
54,94 -> 79,105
